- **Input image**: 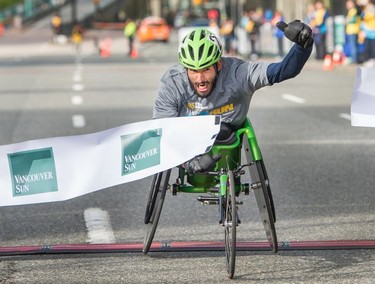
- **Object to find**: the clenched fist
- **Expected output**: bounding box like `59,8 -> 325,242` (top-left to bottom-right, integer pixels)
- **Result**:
277,20 -> 313,49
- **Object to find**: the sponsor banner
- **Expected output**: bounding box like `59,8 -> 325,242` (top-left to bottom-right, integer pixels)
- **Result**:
351,67 -> 375,127
0,116 -> 220,207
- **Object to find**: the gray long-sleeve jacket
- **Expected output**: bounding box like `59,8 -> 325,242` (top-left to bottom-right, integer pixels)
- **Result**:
153,44 -> 312,130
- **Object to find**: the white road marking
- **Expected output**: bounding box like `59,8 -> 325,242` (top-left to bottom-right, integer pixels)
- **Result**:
282,93 -> 306,104
73,71 -> 82,82
72,83 -> 84,91
72,115 -> 86,128
84,208 -> 116,244
339,113 -> 351,121
71,95 -> 83,105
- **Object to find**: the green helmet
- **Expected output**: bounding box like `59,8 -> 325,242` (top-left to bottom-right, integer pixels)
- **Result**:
178,28 -> 222,70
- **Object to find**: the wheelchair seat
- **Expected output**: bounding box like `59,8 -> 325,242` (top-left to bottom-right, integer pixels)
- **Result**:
214,123 -> 237,145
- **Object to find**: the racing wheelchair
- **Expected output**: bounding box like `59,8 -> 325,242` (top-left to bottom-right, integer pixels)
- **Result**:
142,118 -> 278,279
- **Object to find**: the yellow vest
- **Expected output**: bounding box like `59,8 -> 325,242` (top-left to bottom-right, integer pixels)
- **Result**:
51,16 -> 61,28
72,31 -> 83,44
346,8 -> 361,35
363,7 -> 375,30
315,8 -> 326,26
124,21 -> 136,37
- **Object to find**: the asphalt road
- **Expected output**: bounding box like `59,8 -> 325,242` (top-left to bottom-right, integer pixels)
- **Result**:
1,31 -> 375,283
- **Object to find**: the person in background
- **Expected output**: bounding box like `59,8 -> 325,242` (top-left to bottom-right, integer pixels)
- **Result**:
51,12 -> 62,43
220,17 -> 235,55
346,0 -> 362,64
360,0 -> 375,66
246,9 -> 263,60
0,21 -> 4,37
305,3 -> 316,30
71,21 -> 84,52
124,18 -> 137,57
271,10 -> 285,58
312,1 -> 329,60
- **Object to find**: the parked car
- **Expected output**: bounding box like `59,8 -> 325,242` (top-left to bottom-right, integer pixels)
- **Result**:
137,16 -> 170,43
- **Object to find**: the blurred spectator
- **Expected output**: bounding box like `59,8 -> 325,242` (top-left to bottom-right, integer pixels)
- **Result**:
246,9 -> 262,59
207,8 -> 220,27
124,18 -> 137,57
312,1 -> 329,60
51,12 -> 62,42
264,9 -> 273,22
240,10 -> 249,32
305,3 -> 316,27
220,17 -> 235,55
0,21 -> 4,37
71,21 -> 84,52
360,0 -> 375,66
209,18 -> 218,28
345,0 -> 361,64
13,15 -> 22,30
271,10 -> 285,58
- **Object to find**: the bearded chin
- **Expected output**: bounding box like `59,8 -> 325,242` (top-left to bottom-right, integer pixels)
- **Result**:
188,64 -> 220,97
191,77 -> 218,97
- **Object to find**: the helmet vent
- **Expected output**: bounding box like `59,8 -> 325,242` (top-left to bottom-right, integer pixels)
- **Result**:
198,45 -> 204,61
199,30 -> 206,40
189,31 -> 195,40
188,45 -> 195,60
181,48 -> 186,59
207,45 -> 213,57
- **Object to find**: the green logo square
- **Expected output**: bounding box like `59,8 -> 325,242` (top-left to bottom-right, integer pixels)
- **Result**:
121,129 -> 162,175
8,147 -> 58,197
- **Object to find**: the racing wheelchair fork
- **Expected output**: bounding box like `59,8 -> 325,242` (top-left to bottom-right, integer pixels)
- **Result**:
173,165 -> 247,227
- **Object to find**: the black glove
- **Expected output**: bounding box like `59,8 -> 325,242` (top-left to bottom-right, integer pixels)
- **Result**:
276,20 -> 313,49
186,153 -> 222,174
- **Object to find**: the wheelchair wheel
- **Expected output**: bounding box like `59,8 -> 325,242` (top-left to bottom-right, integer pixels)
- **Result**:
259,159 -> 276,223
144,174 -> 161,224
143,169 -> 171,254
224,170 -> 236,279
255,160 -> 278,253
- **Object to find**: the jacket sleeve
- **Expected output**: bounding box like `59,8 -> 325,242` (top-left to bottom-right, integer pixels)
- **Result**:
266,44 -> 312,85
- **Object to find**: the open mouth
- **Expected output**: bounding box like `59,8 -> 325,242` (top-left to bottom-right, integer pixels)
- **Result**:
195,82 -> 210,93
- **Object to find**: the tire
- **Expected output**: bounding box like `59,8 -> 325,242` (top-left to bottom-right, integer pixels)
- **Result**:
143,169 -> 171,254
259,160 -> 276,223
144,174 -> 161,224
255,161 -> 278,253
224,170 -> 237,279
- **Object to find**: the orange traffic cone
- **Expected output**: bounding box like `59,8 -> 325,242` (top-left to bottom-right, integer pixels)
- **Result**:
130,47 -> 138,58
100,38 -> 112,58
323,54 -> 334,71
332,50 -> 342,65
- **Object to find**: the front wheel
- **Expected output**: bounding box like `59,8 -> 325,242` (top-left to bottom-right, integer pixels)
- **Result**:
143,169 -> 171,254
224,170 -> 237,279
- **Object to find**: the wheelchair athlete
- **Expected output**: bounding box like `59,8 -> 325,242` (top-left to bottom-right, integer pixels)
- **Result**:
153,20 -> 313,173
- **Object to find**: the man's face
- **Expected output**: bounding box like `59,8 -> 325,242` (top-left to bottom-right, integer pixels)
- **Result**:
187,60 -> 222,97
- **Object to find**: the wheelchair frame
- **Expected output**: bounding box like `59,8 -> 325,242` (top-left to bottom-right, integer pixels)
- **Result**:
142,118 -> 277,279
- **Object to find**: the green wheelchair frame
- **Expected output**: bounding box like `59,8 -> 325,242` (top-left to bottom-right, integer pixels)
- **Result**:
143,118 -> 278,279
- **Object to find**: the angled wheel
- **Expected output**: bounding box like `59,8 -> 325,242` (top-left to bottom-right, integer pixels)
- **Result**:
143,169 -> 171,254
224,170 -> 236,279
144,173 -> 161,224
254,160 -> 278,253
259,159 -> 276,223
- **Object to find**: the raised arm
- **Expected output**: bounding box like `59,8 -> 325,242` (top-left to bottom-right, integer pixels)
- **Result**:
267,20 -> 313,84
